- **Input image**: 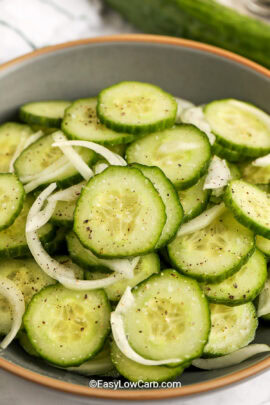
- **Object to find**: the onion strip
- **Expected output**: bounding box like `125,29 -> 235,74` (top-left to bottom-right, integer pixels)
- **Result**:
0,278 -> 25,349
204,156 -> 231,190
94,162 -> 109,175
175,97 -> 195,124
26,184 -> 75,280
111,287 -> 182,366
48,182 -> 85,202
177,203 -> 226,237
52,140 -> 127,166
192,344 -> 270,370
252,154 -> 270,168
24,161 -> 71,193
181,106 -> 216,145
26,199 -> 57,233
59,272 -> 124,290
52,132 -> 93,181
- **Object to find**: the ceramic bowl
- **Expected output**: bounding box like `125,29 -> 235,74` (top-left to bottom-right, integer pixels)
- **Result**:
0,34 -> 269,400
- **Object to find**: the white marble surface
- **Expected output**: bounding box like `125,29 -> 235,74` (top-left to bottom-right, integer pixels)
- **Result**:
0,0 -> 269,404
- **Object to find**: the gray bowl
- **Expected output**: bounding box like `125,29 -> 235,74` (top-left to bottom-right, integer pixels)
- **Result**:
0,35 -> 269,400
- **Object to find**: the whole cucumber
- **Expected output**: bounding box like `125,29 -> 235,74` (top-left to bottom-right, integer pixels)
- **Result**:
104,0 -> 270,69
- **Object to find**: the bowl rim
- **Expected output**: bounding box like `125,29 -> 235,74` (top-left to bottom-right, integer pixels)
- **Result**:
0,34 -> 269,400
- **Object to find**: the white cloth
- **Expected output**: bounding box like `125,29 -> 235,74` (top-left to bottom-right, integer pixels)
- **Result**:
0,0 -> 268,64
0,0 -> 135,63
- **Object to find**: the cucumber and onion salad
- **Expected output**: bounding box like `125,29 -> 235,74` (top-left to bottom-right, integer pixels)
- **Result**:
0,82 -> 269,383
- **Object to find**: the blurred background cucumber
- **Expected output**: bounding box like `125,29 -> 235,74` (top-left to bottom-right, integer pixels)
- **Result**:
104,0 -> 270,68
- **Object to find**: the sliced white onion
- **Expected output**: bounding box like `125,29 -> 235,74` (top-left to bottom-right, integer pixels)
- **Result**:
204,156 -> 231,190
111,287 -> 182,366
175,97 -> 195,124
9,130 -> 43,173
59,272 -> 124,290
28,183 -> 57,218
177,203 -> 226,237
28,181 -> 86,233
26,200 -> 57,233
52,132 -> 93,181
0,278 -> 25,349
48,182 -> 85,203
257,278 -> 270,317
94,161 -> 109,175
99,256 -> 140,279
252,154 -> 270,168
52,140 -> 127,166
26,184 -> 75,280
24,160 -> 71,193
181,106 -> 216,145
192,344 -> 270,370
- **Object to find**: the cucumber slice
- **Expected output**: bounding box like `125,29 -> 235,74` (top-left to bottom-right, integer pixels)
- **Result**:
204,99 -> 270,157
0,174 -> 25,231
18,330 -> 40,357
0,196 -> 55,258
111,341 -> 184,382
0,258 -> 56,336
204,302 -> 258,357
62,98 -> 135,145
14,134 -> 96,189
20,100 -> 71,128
225,180 -> 270,239
168,210 -> 255,283
212,141 -> 246,163
74,166 -> 166,258
131,163 -> 183,248
0,258 -> 81,350
123,269 -> 210,364
0,122 -> 33,173
126,124 -> 211,190
23,284 -> 111,366
85,253 -> 160,301
51,200 -> 76,228
97,81 -> 177,135
201,249 -> 267,306
241,162 -> 270,185
178,176 -> 210,223
256,235 -> 270,257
